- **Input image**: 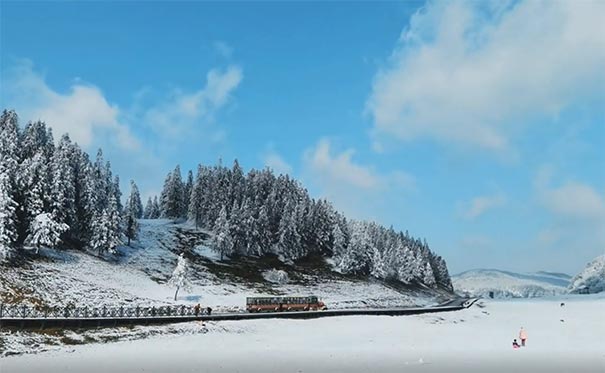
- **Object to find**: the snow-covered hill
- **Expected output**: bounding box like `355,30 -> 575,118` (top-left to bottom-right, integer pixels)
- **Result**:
0,219 -> 455,355
568,255 -> 605,294
452,269 -> 570,298
0,220 -> 447,313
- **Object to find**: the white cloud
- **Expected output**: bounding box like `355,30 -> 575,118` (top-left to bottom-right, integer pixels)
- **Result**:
302,138 -> 415,220
540,181 -> 605,221
143,65 -> 242,138
367,1 -> 605,151
263,151 -> 293,175
461,193 -> 506,219
304,138 -> 382,190
3,60 -> 138,149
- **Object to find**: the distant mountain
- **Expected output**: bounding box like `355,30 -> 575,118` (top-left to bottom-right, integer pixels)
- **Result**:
452,269 -> 570,298
568,255 -> 605,294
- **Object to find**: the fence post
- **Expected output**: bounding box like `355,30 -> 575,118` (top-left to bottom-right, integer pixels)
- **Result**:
136,306 -> 139,317
0,304 -> 3,318
22,304 -> 27,318
120,306 -> 123,317
181,305 -> 185,316
102,306 -> 107,317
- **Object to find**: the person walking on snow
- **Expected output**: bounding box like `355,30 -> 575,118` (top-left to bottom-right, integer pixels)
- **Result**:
519,327 -> 528,347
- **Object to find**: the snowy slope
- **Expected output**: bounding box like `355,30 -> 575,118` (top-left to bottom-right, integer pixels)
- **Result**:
568,254 -> 605,294
0,220 -> 444,312
452,269 -> 570,298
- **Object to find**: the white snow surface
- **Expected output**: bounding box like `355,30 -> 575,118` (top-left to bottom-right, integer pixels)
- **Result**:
452,269 -> 570,298
2,295 -> 604,373
568,255 -> 605,294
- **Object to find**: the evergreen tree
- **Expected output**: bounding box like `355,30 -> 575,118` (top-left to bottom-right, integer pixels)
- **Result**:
25,213 -> 69,253
151,196 -> 161,218
168,253 -> 191,301
212,205 -> 233,260
143,197 -> 154,219
124,180 -> 141,245
188,165 -> 204,228
183,170 -> 193,217
50,135 -> 76,230
0,171 -> 17,259
160,166 -> 184,219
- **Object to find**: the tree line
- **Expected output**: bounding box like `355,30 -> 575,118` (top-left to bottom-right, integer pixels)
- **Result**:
152,160 -> 453,290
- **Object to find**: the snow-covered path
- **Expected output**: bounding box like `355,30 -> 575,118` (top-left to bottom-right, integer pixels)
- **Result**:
2,295 -> 604,373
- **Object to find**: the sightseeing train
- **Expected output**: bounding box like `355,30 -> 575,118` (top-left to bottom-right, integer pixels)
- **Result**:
246,296 -> 327,312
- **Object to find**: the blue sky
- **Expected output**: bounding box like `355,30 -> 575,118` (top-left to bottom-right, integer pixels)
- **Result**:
1,1 -> 604,275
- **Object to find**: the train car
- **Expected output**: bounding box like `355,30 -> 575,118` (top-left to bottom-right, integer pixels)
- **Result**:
246,296 -> 327,312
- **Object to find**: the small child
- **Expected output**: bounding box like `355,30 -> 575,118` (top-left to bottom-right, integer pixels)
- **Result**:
512,339 -> 520,349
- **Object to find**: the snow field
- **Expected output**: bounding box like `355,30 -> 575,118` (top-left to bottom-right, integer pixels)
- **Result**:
2,295 -> 604,373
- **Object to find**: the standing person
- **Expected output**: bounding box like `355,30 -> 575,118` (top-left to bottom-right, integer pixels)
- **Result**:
194,303 -> 201,317
519,327 -> 528,347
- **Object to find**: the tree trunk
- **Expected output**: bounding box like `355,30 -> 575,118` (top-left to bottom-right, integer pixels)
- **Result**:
174,286 -> 180,301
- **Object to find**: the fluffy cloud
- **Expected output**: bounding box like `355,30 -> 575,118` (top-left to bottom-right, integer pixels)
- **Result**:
540,182 -> 605,222
367,1 -> 605,151
302,138 -> 415,219
143,66 -> 243,138
304,138 -> 383,190
263,150 -> 293,175
462,193 -> 506,219
3,60 -> 138,149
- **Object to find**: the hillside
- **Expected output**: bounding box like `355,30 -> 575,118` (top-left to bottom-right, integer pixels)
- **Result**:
0,219 -> 455,355
452,269 -> 570,298
568,255 -> 605,294
0,220 -> 451,312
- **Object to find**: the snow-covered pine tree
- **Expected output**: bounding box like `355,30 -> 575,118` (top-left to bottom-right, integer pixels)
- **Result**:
160,166 -> 184,219
277,199 -> 302,261
212,205 -> 233,260
124,180 -> 141,245
90,195 -> 121,255
50,135 -> 76,230
113,175 -> 123,215
128,180 -> 143,219
143,197 -> 154,219
183,170 -> 193,217
168,253 -> 191,301
151,196 -> 161,218
0,170 -> 18,259
25,213 -> 69,253
0,110 -> 20,177
188,165 -> 204,228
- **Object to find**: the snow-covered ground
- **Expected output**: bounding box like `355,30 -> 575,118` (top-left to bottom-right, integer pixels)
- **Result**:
2,294 -> 603,373
452,269 -> 570,298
